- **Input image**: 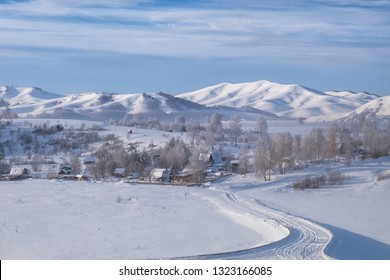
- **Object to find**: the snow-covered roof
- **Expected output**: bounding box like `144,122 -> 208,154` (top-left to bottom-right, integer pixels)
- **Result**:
177,168 -> 201,177
114,167 -> 126,175
9,165 -> 31,175
151,168 -> 169,178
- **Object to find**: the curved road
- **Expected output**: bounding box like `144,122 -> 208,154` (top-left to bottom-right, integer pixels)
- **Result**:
177,190 -> 333,260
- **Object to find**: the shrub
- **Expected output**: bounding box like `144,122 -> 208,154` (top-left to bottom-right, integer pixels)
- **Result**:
377,171 -> 390,181
327,170 -> 345,185
293,176 -> 320,190
0,160 -> 11,174
293,171 -> 345,190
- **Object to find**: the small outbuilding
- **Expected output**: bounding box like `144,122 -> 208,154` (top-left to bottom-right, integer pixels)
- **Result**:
176,168 -> 203,184
9,165 -> 31,176
230,159 -> 240,173
150,168 -> 170,183
83,156 -> 96,165
113,167 -> 126,177
59,164 -> 72,175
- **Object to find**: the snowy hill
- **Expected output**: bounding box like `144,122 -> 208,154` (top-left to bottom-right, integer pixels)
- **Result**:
0,86 -> 62,105
325,90 -> 378,103
343,96 -> 390,120
1,81 -> 384,122
0,88 -> 216,121
177,80 -> 379,121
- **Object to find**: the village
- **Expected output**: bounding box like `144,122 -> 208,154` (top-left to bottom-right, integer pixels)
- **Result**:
0,117 -> 245,186
1,108 -> 389,190
0,149 -> 238,185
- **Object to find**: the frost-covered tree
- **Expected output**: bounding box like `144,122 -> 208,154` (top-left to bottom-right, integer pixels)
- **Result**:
158,138 -> 190,171
301,128 -> 326,164
273,132 -> 293,174
229,116 -> 242,146
239,143 -> 250,175
254,135 -> 274,181
338,125 -> 353,166
186,119 -> 201,145
206,113 -> 223,145
70,154 -> 81,175
255,116 -> 268,140
326,123 -> 339,161
363,119 -> 390,158
173,115 -> 186,132
292,134 -> 302,162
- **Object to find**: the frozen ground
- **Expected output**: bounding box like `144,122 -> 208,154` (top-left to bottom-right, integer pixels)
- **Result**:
210,158 -> 390,259
1,157 -> 389,260
0,180 -> 286,259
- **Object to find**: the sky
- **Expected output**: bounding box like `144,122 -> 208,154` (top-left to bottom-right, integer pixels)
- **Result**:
0,0 -> 389,95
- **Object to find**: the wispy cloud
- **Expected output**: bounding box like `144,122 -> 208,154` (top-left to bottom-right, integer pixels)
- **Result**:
0,0 -> 389,62
0,0 -> 389,95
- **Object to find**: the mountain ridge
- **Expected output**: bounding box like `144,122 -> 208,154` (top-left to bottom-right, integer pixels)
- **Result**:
177,80 -> 380,121
0,81 -> 386,122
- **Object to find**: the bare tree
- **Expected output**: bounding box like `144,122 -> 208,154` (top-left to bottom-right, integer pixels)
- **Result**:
70,154 -> 81,175
239,143 -> 250,175
158,138 -> 190,171
292,134 -> 302,163
186,119 -> 201,145
326,123 -> 339,162
206,113 -> 223,145
273,132 -> 293,174
229,116 -> 242,146
338,125 -> 354,166
174,115 -> 186,132
254,135 -> 274,181
255,116 -> 268,140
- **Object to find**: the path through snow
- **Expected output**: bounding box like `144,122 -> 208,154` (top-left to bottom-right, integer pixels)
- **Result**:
178,190 -> 332,260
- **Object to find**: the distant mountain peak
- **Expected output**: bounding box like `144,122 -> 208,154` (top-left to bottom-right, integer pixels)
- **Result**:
177,80 -> 379,121
1,81 -> 385,122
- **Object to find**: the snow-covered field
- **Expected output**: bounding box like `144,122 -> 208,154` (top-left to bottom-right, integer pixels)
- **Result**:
1,157 -> 389,260
0,180 -> 286,259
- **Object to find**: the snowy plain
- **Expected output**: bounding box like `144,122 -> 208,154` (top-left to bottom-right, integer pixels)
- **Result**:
0,117 -> 389,260
1,158 -> 389,259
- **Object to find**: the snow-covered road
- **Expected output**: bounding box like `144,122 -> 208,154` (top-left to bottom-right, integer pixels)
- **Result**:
179,190 -> 333,260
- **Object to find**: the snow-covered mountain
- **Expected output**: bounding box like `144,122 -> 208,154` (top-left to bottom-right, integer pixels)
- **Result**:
0,86 -> 62,105
343,96 -> 390,121
1,81 -> 386,122
0,87 -> 217,121
177,80 -> 379,121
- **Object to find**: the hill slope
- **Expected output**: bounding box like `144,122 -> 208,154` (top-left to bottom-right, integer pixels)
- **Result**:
0,86 -> 62,105
177,80 -> 379,120
343,96 -> 390,121
1,81 -> 384,122
0,88 -> 218,121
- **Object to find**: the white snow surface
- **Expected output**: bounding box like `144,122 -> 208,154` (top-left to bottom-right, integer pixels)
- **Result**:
343,96 -> 390,120
0,88 -> 211,120
0,180 -> 287,259
1,158 -> 389,260
177,80 -> 379,120
1,81 -> 385,122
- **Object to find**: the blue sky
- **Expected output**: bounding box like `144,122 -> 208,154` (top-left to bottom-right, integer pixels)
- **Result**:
0,0 -> 389,95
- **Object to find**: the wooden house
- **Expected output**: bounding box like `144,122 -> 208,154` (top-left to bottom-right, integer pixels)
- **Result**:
176,168 -> 203,184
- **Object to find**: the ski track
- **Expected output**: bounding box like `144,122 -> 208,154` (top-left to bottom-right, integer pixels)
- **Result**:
176,190 -> 333,260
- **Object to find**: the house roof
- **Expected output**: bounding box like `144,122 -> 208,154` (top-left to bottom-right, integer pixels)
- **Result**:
177,168 -> 201,177
9,165 -> 32,175
151,168 -> 168,178
114,167 -> 126,174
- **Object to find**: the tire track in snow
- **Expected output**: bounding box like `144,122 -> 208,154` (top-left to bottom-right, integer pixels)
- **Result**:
177,191 -> 333,260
